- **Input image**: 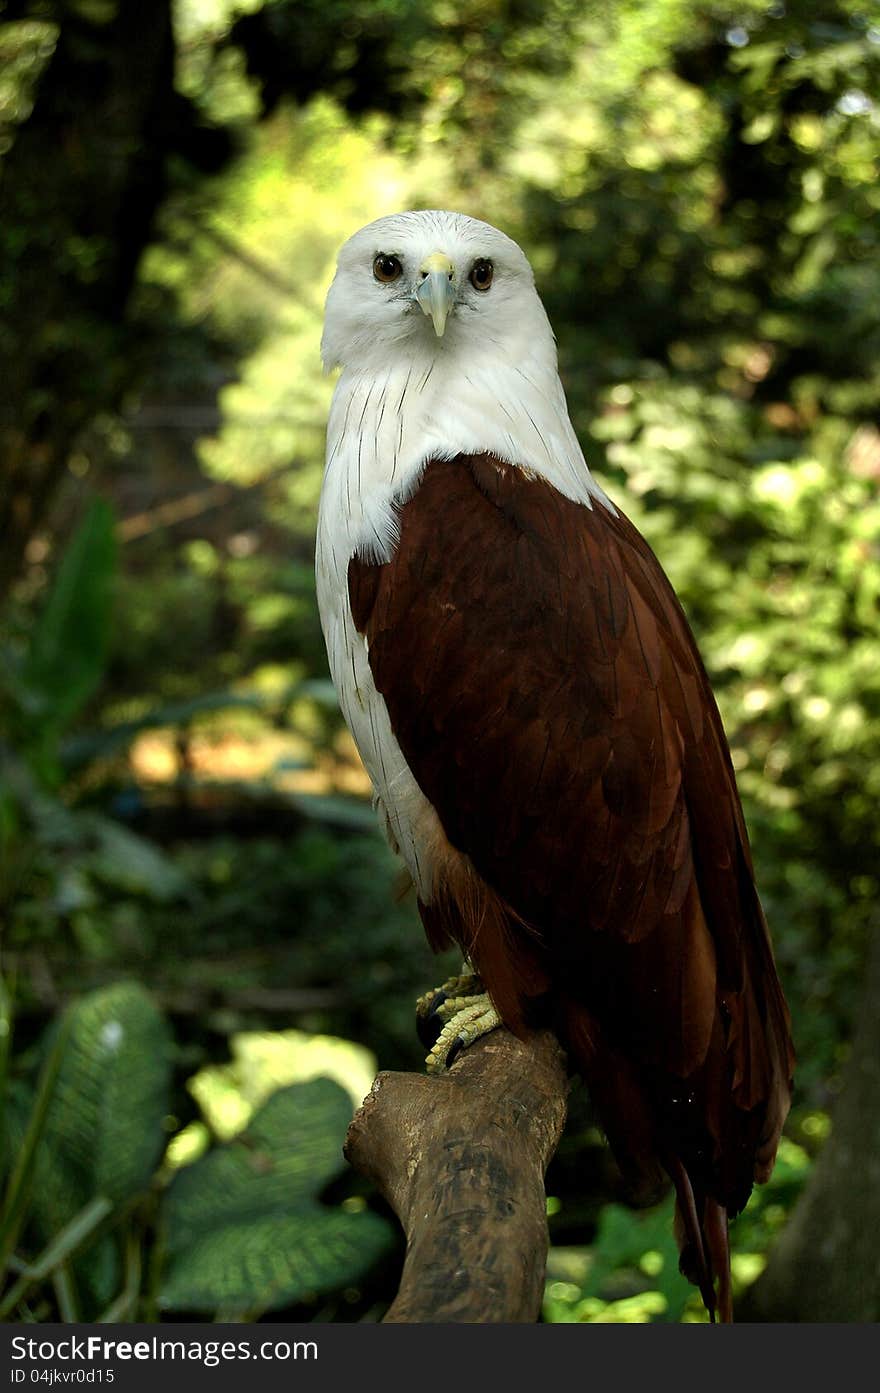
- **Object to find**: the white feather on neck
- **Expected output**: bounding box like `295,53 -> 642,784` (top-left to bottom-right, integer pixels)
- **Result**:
318,314 -> 611,577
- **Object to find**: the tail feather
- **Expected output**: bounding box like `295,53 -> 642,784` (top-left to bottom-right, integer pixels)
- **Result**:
670,1159 -> 733,1323
556,998 -> 741,1323
669,1156 -> 718,1321
704,1197 -> 733,1324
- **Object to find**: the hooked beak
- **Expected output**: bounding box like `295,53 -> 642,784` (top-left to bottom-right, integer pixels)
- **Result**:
414,252 -> 456,337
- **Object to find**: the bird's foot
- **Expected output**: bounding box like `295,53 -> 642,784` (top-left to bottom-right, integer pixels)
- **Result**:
416,974 -> 501,1073
416,972 -> 482,1048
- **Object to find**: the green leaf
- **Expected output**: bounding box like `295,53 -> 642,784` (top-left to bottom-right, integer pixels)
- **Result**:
20,498 -> 117,739
5,984 -> 172,1316
159,1081 -> 394,1313
29,984 -> 172,1237
159,1206 -> 391,1314
167,1081 -> 353,1233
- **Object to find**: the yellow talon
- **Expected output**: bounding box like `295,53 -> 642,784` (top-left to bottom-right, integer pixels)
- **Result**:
423,995 -> 502,1073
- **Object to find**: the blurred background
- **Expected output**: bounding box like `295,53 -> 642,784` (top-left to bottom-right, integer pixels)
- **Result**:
0,0 -> 878,1324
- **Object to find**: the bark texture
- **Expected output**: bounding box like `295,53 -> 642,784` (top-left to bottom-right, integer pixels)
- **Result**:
344,1028 -> 569,1323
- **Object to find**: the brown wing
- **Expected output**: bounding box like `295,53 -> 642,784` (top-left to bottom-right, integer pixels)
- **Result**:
349,452 -> 793,1215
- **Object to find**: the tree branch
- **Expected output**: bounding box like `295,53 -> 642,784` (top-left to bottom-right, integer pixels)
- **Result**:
344,1028 -> 569,1323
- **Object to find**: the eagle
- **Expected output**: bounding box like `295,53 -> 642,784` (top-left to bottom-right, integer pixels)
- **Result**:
316,209 -> 794,1323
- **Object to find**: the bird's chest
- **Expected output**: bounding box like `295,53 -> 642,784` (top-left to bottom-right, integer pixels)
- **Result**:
314,356 -> 597,896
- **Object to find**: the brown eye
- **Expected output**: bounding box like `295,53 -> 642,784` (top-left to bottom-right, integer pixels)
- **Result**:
373,253 -> 402,283
469,258 -> 494,291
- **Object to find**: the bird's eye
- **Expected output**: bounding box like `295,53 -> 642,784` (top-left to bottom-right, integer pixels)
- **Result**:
469,258 -> 494,291
373,253 -> 403,283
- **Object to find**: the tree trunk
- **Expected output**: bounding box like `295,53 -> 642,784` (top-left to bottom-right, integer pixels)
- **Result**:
740,924 -> 880,1321
0,0 -> 175,600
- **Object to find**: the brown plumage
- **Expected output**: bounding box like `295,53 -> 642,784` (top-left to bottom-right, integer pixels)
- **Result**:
349,451 -> 794,1322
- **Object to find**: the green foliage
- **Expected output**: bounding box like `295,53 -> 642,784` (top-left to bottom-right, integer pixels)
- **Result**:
160,1080 -> 393,1314
0,19 -> 57,151
1,983 -> 171,1317
21,500 -> 116,732
0,756 -> 191,966
0,499 -> 195,962
545,1197 -> 696,1324
544,1136 -> 814,1322
29,983 -> 171,1219
4,499 -> 116,780
0,983 -> 394,1322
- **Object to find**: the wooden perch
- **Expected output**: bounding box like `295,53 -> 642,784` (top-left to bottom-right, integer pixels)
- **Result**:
344,1028 -> 569,1323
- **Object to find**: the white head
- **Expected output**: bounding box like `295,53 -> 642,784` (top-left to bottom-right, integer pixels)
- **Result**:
318,210 -> 609,542
321,209 -> 557,376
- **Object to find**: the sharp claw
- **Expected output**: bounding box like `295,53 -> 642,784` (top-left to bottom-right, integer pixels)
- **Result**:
445,1035 -> 465,1068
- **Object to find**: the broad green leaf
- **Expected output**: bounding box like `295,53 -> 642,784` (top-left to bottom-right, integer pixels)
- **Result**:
159,1206 -> 391,1314
168,1081 -> 353,1233
159,1081 -> 394,1313
29,984 -> 171,1238
2,986 -> 169,1316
